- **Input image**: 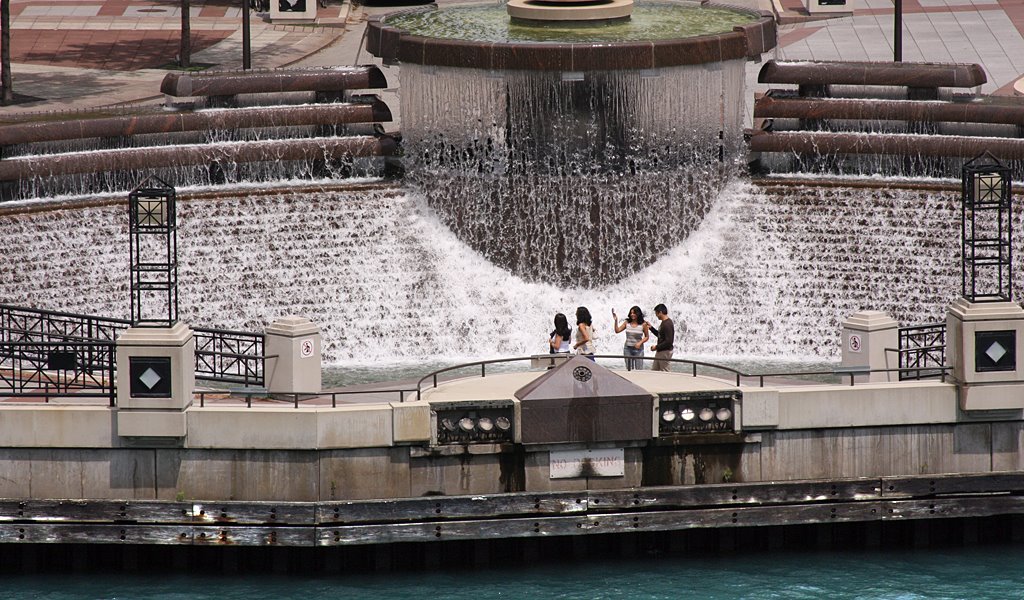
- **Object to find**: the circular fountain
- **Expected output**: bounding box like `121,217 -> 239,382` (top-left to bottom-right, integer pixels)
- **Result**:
366,2 -> 776,286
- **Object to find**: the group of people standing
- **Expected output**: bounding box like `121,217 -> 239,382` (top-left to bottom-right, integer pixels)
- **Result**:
548,304 -> 677,372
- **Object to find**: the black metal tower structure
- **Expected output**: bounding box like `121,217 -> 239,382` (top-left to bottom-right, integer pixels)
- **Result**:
961,153 -> 1013,303
128,177 -> 178,327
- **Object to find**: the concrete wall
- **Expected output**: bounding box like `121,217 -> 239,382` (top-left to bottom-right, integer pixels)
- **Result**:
0,379 -> 1019,502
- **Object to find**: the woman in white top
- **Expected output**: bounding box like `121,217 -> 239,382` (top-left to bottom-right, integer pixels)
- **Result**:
613,305 -> 650,370
548,313 -> 572,353
573,306 -> 596,360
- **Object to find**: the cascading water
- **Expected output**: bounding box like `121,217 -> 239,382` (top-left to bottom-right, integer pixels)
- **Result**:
1,180 -> 1015,367
402,62 -> 748,287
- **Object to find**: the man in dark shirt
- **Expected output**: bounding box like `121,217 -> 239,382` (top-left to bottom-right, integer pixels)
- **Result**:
648,303 -> 674,372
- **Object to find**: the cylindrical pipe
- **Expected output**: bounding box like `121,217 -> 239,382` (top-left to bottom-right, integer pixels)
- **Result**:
0,136 -> 398,181
0,101 -> 393,146
160,66 -> 389,97
754,95 -> 1024,125
749,130 -> 1024,160
758,59 -> 986,88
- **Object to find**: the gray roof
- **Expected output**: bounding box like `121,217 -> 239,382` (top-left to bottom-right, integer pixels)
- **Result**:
514,354 -> 652,401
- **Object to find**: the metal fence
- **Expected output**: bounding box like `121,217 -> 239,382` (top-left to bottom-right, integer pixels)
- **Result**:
0,341 -> 116,405
898,323 -> 947,381
193,326 -> 265,386
0,304 -> 265,389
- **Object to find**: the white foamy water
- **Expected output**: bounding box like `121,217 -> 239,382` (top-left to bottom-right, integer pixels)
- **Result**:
1,180 -> 1015,367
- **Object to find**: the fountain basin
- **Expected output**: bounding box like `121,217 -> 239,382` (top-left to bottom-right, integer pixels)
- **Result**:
366,3 -> 775,70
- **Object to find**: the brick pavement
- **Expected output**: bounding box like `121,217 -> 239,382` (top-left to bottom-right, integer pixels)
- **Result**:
4,0 -> 352,113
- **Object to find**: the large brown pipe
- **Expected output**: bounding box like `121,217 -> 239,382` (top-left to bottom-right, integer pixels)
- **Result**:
754,94 -> 1024,126
0,101 -> 393,146
758,60 -> 986,89
0,136 -> 398,182
748,130 -> 1024,160
160,66 -> 388,97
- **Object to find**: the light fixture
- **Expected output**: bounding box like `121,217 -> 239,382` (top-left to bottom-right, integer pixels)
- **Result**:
495,416 -> 511,431
458,417 -> 476,432
441,418 -> 457,432
680,407 -> 695,421
478,417 -> 494,432
699,408 -> 714,422
662,409 -> 677,423
716,407 -> 732,421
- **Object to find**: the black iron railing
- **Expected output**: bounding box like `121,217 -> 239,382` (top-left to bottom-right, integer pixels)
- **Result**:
0,304 -> 265,388
897,323 -> 947,381
0,341 -> 116,405
193,327 -> 265,386
414,355 -> 952,400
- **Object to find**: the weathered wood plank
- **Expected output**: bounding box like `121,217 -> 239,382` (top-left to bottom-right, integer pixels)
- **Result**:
0,499 -> 316,525
883,496 -> 1024,520
192,525 -> 316,547
316,502 -> 885,545
591,479 -> 881,511
0,524 -> 190,545
320,492 -> 586,524
881,472 -> 1024,497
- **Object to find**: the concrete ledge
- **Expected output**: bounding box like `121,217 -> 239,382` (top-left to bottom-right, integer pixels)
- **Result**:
773,381 -> 958,429
0,405 -> 113,447
317,405 -> 394,448
187,407 -> 318,449
117,410 -> 186,438
392,401 -> 431,443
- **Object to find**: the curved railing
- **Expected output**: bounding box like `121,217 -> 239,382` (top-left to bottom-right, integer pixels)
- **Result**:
413,354 -> 952,401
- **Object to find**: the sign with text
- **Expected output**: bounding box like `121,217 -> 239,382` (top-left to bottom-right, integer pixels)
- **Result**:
549,448 -> 624,479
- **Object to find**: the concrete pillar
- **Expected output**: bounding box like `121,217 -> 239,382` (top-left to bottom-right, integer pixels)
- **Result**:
265,316 -> 322,395
115,322 -> 194,438
947,298 -> 1024,411
841,311 -> 899,382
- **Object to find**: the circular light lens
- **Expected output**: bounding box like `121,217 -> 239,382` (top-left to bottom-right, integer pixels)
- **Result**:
680,408 -> 695,421
661,409 -> 677,423
495,416 -> 511,431
699,408 -> 714,422
478,417 -> 494,432
716,407 -> 732,421
441,418 -> 457,432
458,417 -> 475,432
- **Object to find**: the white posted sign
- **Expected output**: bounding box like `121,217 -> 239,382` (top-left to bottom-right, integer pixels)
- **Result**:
549,448 -> 625,479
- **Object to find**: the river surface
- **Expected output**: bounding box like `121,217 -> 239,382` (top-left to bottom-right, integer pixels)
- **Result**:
4,546 -> 1021,600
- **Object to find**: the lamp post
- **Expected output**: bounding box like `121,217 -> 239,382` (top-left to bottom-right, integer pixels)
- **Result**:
242,0 -> 251,70
961,152 -> 1013,303
894,0 -> 902,62
128,177 -> 179,327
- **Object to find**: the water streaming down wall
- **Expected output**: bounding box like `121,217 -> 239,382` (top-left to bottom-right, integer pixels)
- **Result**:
2,180 -> 1019,367
400,61 -> 748,287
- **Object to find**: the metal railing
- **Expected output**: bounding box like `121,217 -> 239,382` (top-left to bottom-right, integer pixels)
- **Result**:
896,322 -> 947,381
0,304 -> 266,388
195,388 -> 416,408
413,355 -> 952,400
0,341 -> 116,405
193,326 -> 265,387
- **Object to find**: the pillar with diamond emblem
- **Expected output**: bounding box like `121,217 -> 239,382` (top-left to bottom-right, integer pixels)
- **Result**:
946,153 -> 1024,410
115,178 -> 193,439
115,323 -> 194,438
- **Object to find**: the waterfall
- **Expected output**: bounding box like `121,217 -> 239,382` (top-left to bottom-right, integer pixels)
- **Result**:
0,179 -> 1012,367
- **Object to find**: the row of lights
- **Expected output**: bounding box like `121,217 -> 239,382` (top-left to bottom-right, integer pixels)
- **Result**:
440,416 -> 513,433
661,406 -> 732,424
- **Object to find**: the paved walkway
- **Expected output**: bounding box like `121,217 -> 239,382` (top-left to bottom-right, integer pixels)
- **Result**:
4,0 -> 1023,117
3,0 -> 356,115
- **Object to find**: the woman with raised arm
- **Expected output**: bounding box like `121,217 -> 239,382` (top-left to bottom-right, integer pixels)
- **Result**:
612,305 -> 650,370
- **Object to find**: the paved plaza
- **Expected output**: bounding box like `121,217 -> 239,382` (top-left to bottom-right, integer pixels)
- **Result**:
3,0 -> 1024,114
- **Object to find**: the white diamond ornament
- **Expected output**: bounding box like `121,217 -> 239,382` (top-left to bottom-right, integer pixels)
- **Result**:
986,341 -> 1008,364
139,367 -> 162,390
